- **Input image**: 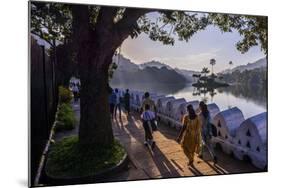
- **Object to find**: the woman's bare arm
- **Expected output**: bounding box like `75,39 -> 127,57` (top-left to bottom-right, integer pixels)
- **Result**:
176,116 -> 188,143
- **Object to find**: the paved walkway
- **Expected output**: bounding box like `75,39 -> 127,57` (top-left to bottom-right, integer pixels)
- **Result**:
105,110 -> 261,181
53,101 -> 261,182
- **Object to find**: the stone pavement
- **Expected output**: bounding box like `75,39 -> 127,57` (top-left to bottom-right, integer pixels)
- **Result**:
105,110 -> 262,181
53,101 -> 262,182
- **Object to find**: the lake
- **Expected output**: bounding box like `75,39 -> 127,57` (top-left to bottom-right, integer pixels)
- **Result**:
112,82 -> 267,119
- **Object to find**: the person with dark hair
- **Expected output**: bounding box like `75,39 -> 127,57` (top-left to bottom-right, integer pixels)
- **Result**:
124,89 -> 130,115
141,104 -> 156,148
114,88 -> 122,119
108,87 -> 117,119
196,101 -> 206,113
141,92 -> 156,113
72,83 -> 79,102
177,105 -> 201,166
198,104 -> 217,163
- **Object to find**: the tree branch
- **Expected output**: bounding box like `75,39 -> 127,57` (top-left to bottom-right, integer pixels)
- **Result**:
95,7 -> 118,31
113,8 -> 155,44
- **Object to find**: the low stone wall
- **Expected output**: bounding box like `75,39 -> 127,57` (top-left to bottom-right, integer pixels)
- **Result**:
122,89 -> 267,170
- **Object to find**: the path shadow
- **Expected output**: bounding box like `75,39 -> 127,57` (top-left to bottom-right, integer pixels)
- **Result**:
170,159 -> 184,172
188,165 -> 203,176
123,115 -> 181,178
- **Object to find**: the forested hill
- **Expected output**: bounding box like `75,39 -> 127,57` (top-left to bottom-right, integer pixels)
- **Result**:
221,67 -> 267,86
220,57 -> 267,74
111,55 -> 188,85
111,66 -> 187,85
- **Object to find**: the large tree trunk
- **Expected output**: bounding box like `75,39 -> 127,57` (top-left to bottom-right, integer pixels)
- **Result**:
78,42 -> 115,146
72,5 -> 149,147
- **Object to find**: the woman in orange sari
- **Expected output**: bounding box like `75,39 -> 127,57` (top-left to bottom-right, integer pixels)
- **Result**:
177,105 -> 201,165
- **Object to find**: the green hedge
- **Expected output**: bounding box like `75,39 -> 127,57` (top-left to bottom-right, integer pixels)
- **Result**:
45,136 -> 126,178
55,103 -> 76,132
59,86 -> 72,104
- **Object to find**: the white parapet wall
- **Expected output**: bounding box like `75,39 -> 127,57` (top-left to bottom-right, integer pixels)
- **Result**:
130,90 -> 139,110
157,96 -> 176,114
213,107 -> 245,142
165,98 -> 186,118
174,100 -> 200,122
207,103 -> 220,120
150,95 -> 166,104
212,107 -> 245,155
130,91 -> 145,111
119,88 -> 267,169
234,112 -> 267,169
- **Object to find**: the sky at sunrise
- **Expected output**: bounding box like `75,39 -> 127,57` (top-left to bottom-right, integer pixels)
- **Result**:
121,12 -> 266,73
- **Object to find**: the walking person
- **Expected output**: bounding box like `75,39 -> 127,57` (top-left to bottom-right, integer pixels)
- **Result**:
141,92 -> 157,113
198,104 -> 217,163
177,105 -> 201,166
124,89 -> 131,116
114,88 -> 122,119
108,88 -> 117,120
141,104 -> 156,148
140,92 -> 158,131
72,84 -> 79,102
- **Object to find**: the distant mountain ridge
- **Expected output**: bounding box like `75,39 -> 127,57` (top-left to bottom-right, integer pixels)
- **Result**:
139,60 -> 172,70
139,60 -> 200,81
220,57 -> 267,74
111,55 -> 189,85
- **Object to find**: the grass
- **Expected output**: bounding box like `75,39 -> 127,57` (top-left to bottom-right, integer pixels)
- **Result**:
55,103 -> 76,132
45,136 -> 126,178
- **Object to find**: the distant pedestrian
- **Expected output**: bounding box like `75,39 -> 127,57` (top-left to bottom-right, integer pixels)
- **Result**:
198,104 -> 217,163
141,104 -> 156,148
124,89 -> 131,115
141,92 -> 157,113
114,88 -> 122,119
72,84 -> 79,102
108,88 -> 117,119
140,92 -> 158,131
177,105 -> 201,166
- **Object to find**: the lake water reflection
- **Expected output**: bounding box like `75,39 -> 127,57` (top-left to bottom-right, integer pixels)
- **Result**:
112,82 -> 267,119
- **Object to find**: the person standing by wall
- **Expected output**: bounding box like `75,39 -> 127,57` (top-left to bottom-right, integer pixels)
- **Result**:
114,88 -> 122,120
198,104 -> 217,163
108,87 -> 117,120
177,105 -> 201,166
124,89 -> 131,116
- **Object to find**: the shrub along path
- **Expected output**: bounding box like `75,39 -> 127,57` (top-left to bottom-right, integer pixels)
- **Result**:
53,100 -> 261,182
53,100 -> 80,142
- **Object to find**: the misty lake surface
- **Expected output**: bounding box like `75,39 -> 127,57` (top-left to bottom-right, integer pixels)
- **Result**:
113,82 -> 267,119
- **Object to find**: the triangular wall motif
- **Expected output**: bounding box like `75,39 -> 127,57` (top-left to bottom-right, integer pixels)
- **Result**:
246,129 -> 251,137
246,141 -> 251,148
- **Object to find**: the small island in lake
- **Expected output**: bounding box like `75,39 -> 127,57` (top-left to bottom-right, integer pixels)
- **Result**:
192,64 -> 229,89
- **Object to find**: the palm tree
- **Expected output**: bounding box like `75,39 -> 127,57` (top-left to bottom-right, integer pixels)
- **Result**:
201,67 -> 210,77
192,74 -> 197,82
229,61 -> 233,70
210,58 -> 216,74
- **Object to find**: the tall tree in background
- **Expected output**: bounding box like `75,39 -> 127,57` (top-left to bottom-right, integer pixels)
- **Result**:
31,2 -> 268,148
210,58 -> 216,75
229,61 -> 233,69
31,3 -> 74,86
201,67 -> 210,77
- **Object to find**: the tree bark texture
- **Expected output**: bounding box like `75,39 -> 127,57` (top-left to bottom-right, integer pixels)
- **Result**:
72,5 -> 149,147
